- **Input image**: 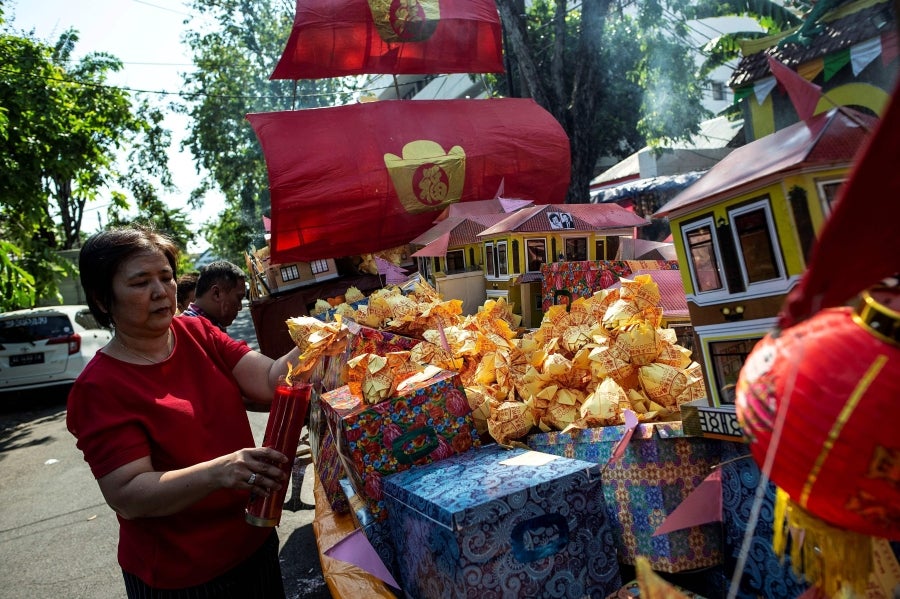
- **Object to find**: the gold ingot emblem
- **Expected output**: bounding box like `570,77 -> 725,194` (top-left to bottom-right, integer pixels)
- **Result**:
384,140 -> 466,214
367,0 -> 440,43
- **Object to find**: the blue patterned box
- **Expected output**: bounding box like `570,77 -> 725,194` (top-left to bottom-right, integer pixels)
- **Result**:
339,478 -> 401,586
527,422 -> 723,573
719,442 -> 808,598
382,444 -> 621,599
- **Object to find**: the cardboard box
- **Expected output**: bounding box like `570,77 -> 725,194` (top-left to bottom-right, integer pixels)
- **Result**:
382,444 -> 622,599
320,369 -> 481,522
527,422 -> 723,573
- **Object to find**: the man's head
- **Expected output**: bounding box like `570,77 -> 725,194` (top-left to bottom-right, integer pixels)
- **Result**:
176,272 -> 199,313
192,261 -> 246,328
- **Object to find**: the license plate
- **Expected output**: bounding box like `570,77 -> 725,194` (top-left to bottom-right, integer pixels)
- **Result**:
10,353 -> 44,366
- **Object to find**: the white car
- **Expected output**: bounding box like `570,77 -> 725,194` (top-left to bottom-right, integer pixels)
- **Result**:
0,305 -> 112,393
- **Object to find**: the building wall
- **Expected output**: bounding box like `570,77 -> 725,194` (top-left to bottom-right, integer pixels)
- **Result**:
668,165 -> 853,406
435,270 -> 486,316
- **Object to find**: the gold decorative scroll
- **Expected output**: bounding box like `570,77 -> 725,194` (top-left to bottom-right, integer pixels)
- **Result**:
384,140 -> 466,214
367,0 -> 441,43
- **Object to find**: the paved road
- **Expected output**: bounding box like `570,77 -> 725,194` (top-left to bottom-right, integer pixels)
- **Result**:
0,303 -> 330,599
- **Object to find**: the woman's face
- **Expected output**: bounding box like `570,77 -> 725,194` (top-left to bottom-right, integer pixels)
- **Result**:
108,249 -> 177,336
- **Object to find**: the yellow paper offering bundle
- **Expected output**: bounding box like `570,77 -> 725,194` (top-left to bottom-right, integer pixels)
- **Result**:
287,275 -> 699,447
285,315 -> 351,380
473,275 -> 703,444
343,351 -> 426,405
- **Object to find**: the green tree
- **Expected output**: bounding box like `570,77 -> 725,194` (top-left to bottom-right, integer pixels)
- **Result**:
0,16 -> 180,310
180,0 -> 358,262
495,0 -> 805,204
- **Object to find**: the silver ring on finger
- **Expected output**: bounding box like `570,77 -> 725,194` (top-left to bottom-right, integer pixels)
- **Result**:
247,472 -> 257,485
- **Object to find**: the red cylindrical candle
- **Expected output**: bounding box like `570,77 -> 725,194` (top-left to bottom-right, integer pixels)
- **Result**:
246,379 -> 312,527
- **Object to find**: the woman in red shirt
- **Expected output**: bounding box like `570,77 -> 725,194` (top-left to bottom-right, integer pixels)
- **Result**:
67,225 -> 305,598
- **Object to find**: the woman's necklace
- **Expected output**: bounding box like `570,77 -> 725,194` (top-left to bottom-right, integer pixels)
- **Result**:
115,329 -> 173,364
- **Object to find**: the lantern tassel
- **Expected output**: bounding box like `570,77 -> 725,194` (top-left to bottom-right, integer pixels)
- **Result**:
773,488 -> 874,597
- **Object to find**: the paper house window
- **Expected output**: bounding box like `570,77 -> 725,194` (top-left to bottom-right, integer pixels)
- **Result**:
707,337 -> 763,404
446,250 -> 465,274
565,237 -> 588,261
816,178 -> 845,218
526,239 -> 547,273
728,199 -> 785,287
485,243 -> 495,277
683,220 -> 724,293
280,264 -> 300,282
310,259 -> 329,275
496,241 -> 508,276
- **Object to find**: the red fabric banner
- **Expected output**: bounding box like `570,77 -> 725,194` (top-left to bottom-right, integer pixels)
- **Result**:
248,99 -> 571,263
271,0 -> 504,79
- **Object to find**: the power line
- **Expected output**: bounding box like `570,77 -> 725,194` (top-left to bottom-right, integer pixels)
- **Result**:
129,0 -> 193,17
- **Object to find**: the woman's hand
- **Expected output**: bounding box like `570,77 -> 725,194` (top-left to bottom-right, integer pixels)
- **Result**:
97,448 -> 290,520
211,447 -> 289,495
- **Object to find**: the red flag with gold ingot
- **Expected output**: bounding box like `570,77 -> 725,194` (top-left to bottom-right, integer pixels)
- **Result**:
271,0 -> 504,79
247,99 -> 570,263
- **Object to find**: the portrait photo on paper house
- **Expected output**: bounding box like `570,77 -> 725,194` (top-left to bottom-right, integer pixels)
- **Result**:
548,212 -> 574,230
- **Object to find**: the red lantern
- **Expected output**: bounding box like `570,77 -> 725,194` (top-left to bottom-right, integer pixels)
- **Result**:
735,287 -> 900,594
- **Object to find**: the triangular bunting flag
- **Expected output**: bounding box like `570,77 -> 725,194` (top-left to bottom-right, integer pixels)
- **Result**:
607,410 -> 638,466
324,529 -> 400,589
652,469 -> 722,536
767,57 -> 822,122
797,58 -> 824,83
754,76 -> 777,105
850,37 -> 882,76
823,48 -> 850,81
375,257 -> 409,285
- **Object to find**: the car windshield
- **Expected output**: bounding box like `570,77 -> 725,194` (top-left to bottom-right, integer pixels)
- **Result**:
0,315 -> 74,343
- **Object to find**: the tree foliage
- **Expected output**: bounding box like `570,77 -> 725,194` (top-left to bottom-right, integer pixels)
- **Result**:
0,12 -> 182,310
180,0 -> 358,263
494,0 -> 805,204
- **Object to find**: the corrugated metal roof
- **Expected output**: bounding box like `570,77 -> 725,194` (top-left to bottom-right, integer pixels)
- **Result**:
435,197 -> 534,222
592,171 -> 706,204
564,204 -> 651,229
730,0 -> 896,88
409,216 -> 465,245
653,108 -> 876,219
410,214 -> 510,251
477,204 -> 649,237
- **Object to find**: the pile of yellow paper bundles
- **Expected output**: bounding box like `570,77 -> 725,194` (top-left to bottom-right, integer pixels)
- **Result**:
290,276 -> 704,446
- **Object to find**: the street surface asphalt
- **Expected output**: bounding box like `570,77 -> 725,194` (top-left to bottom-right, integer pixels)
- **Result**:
0,302 -> 331,599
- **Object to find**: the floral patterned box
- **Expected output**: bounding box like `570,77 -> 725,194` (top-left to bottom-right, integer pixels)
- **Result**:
527,422 -> 723,573
319,370 -> 480,522
382,444 -> 622,599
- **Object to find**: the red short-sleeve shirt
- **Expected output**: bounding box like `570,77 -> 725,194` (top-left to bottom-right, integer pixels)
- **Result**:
67,316 -> 271,589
